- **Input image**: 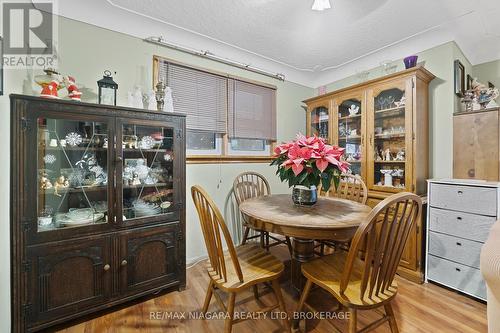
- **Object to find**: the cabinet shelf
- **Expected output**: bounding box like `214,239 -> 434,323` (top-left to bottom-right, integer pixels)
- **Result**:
41,185 -> 107,195
339,135 -> 361,140
123,182 -> 170,190
39,146 -> 107,152
375,106 -> 405,114
374,160 -> 406,164
339,114 -> 361,121
123,148 -> 173,154
374,132 -> 405,139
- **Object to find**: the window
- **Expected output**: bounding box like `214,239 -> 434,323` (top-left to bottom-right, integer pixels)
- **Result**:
154,56 -> 276,161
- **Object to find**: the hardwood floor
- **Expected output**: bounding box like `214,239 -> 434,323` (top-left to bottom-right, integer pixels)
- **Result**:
58,246 -> 487,333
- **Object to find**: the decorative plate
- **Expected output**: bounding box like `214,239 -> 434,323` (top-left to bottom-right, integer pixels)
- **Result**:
65,132 -> 83,146
139,136 -> 154,149
43,154 -> 56,164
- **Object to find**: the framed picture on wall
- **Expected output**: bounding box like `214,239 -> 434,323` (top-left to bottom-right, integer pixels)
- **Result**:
467,74 -> 473,90
454,60 -> 465,97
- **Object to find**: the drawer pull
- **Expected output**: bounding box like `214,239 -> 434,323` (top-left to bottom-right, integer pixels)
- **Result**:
457,190 -> 463,195
455,268 -> 461,272
121,259 -> 128,267
456,242 -> 462,246
456,216 -> 462,221
103,264 -> 111,271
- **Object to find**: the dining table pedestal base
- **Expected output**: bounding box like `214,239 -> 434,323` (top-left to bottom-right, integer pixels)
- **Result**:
291,238 -> 315,292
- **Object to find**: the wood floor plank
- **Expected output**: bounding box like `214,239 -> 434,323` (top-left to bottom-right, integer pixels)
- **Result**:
57,246 -> 487,333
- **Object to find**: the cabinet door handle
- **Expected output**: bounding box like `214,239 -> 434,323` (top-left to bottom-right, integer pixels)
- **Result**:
121,260 -> 128,267
456,242 -> 462,246
455,268 -> 461,272
116,156 -> 123,163
103,264 -> 111,271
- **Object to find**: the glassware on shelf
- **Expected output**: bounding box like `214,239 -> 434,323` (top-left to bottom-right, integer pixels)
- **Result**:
122,124 -> 174,220
338,98 -> 363,177
386,96 -> 395,108
310,106 -> 329,140
372,87 -> 407,190
37,117 -> 109,232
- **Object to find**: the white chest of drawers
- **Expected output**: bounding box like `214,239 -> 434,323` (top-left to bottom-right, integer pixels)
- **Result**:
426,179 -> 500,301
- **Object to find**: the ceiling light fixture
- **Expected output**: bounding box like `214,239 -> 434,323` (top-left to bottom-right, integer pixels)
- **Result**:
312,0 -> 331,11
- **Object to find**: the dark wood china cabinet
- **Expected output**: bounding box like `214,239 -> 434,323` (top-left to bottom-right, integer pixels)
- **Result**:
10,95 -> 186,333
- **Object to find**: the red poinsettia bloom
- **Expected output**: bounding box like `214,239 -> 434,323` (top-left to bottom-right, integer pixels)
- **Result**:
272,133 -> 349,190
280,143 -> 313,176
312,144 -> 349,173
296,133 -> 325,150
273,142 -> 294,156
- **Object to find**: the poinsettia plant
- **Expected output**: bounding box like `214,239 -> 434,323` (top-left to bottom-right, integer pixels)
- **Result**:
270,134 -> 350,191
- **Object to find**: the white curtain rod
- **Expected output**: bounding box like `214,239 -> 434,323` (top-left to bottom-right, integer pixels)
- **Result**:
144,36 -> 285,81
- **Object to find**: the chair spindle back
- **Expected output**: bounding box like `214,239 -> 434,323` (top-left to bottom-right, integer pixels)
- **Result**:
191,185 -> 243,283
341,192 -> 422,299
233,172 -> 271,205
320,174 -> 368,205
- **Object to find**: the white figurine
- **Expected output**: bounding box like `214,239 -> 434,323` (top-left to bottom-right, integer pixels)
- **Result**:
380,169 -> 393,187
395,96 -> 406,107
146,90 -> 156,110
348,104 -> 360,116
164,87 -> 174,113
128,86 -> 143,109
395,148 -> 405,161
384,148 -> 392,161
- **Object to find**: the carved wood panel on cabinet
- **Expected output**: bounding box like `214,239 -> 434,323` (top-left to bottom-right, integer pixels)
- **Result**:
26,237 -> 111,327
120,224 -> 180,294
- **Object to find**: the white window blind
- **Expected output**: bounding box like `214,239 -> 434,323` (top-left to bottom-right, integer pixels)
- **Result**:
158,60 -> 227,133
228,79 -> 277,140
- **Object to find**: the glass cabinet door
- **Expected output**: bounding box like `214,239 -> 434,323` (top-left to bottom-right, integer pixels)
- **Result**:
368,80 -> 411,192
36,116 -> 112,233
118,122 -> 176,223
336,94 -> 364,179
309,104 -> 330,142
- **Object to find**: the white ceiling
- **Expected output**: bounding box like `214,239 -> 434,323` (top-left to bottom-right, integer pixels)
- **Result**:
53,0 -> 500,87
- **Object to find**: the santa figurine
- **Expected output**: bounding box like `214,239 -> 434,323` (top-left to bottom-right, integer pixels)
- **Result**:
63,76 -> 83,101
40,80 -> 61,99
35,68 -> 63,99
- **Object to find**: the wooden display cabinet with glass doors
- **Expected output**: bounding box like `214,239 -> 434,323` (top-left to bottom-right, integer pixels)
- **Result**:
304,66 -> 435,283
10,95 -> 186,333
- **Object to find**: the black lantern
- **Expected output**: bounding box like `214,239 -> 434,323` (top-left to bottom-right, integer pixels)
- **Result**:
97,70 -> 118,105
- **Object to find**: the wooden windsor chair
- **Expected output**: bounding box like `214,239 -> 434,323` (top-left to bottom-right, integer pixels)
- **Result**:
316,174 -> 368,255
233,171 -> 292,254
191,185 -> 291,333
295,192 -> 422,333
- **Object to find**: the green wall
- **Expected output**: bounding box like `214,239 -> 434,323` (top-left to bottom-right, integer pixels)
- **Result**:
322,42 -> 472,180
473,59 -> 500,89
0,16 -> 313,331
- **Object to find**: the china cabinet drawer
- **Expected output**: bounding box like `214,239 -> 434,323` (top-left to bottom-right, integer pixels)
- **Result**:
427,255 -> 486,300
430,183 -> 497,216
429,207 -> 495,242
428,231 -> 482,269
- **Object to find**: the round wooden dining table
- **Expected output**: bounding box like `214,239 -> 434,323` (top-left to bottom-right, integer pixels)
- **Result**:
239,194 -> 372,291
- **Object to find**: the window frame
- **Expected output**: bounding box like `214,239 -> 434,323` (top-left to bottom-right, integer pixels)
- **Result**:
153,55 -> 277,164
